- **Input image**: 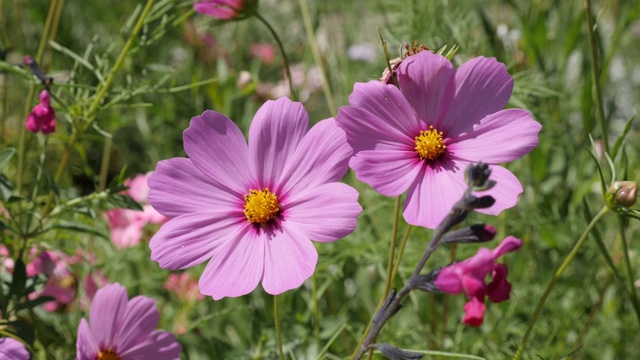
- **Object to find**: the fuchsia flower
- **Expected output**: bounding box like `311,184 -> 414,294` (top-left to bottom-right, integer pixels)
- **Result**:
76,283 -> 181,360
25,90 -> 56,134
434,236 -> 523,326
194,0 -> 247,20
105,173 -> 167,248
0,337 -> 29,359
148,97 -> 361,300
336,50 -> 541,228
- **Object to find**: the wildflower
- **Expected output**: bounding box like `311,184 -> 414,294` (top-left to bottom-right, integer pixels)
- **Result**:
76,283 -> 181,360
434,236 -> 523,326
25,90 -> 56,134
337,50 -> 541,228
194,0 -> 256,20
164,272 -> 205,302
148,97 -> 361,300
250,43 -> 276,64
28,251 -> 76,312
0,337 -> 29,359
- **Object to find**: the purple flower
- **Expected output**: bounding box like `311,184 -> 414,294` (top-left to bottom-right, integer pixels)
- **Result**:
0,337 -> 29,359
434,236 -> 523,326
76,283 -> 181,360
336,51 -> 542,228
25,90 -> 56,134
194,0 -> 247,20
148,98 -> 361,300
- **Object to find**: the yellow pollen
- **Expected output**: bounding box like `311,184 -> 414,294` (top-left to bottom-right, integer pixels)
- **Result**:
96,349 -> 121,360
243,188 -> 280,224
414,126 -> 446,161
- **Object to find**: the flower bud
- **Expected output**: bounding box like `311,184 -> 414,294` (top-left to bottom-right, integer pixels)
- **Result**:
442,224 -> 497,244
464,163 -> 495,191
609,181 -> 637,208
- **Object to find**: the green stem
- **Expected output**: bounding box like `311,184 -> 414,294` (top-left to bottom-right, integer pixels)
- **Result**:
255,13 -> 295,102
390,225 -> 413,283
297,0 -> 336,116
311,273 -> 320,350
274,295 -> 285,360
585,0 -> 608,153
98,135 -> 113,191
513,206 -> 609,359
617,215 -> 640,325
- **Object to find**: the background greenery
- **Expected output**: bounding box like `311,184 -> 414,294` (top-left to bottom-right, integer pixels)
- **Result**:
1,0 -> 640,358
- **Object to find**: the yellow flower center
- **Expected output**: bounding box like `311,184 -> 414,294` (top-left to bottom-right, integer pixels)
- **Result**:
244,188 -> 280,224
414,126 -> 446,161
96,349 -> 121,360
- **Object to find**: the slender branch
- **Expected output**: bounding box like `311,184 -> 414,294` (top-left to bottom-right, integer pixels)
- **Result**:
617,215 -> 640,325
254,13 -> 295,101
585,0 -> 609,153
274,295 -> 285,360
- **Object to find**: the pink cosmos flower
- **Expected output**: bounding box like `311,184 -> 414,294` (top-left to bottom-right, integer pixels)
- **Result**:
25,90 -> 56,134
194,0 -> 245,20
76,283 -> 181,360
0,337 -> 29,359
164,272 -> 205,302
148,97 -> 362,300
434,236 -> 523,326
336,50 -> 542,228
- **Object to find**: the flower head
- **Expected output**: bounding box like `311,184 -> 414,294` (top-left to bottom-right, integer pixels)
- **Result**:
0,337 -> 29,360
336,51 -> 542,228
194,0 -> 256,20
25,90 -> 56,134
434,236 -> 523,326
148,97 -> 362,300
76,283 -> 181,360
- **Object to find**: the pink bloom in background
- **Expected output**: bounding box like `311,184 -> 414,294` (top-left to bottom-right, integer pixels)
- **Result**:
250,43 -> 276,64
164,272 -> 205,302
76,283 -> 181,360
434,236 -> 523,326
194,0 -> 245,20
336,50 -> 542,228
28,250 -> 77,312
0,337 -> 29,359
105,173 -> 167,248
25,89 -> 56,134
148,97 -> 362,300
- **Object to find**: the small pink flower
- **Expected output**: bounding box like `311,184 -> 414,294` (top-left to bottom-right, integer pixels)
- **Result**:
28,250 -> 77,312
336,51 -> 542,228
194,0 -> 246,20
0,337 -> 29,359
26,90 -> 56,134
148,97 -> 362,300
76,283 -> 181,360
164,272 -> 205,302
435,236 -> 523,326
250,43 -> 276,64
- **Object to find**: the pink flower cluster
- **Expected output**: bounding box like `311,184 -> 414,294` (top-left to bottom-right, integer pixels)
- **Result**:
25,89 -> 56,134
434,236 -> 523,326
105,173 -> 167,248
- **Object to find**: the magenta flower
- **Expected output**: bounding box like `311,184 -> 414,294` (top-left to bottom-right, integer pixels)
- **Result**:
148,97 -> 361,300
336,50 -> 542,228
25,90 -> 56,134
194,0 -> 246,20
0,337 -> 29,360
434,236 -> 523,326
76,283 -> 181,360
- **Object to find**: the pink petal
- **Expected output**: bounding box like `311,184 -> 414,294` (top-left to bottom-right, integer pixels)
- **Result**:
89,283 -> 128,348
476,165 -> 523,216
278,119 -> 353,197
120,331 -> 181,360
462,297 -> 486,327
113,296 -> 159,352
349,149 -> 423,196
261,227 -> 318,295
403,159 -> 467,229
491,236 -> 523,258
150,211 -> 245,270
461,275 -> 487,299
199,225 -> 265,300
76,319 -> 99,359
249,98 -> 308,189
338,81 -> 421,152
441,57 -> 513,138
282,182 -> 361,242
448,109 -> 541,163
434,266 -> 464,294
148,158 -> 241,218
183,110 -> 254,196
111,222 -> 143,249
397,51 -> 455,127
487,264 -> 512,303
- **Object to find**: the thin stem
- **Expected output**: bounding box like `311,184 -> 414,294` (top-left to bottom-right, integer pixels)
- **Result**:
297,0 -> 336,116
617,215 -> 640,325
44,0 -> 66,69
513,206 -> 609,359
274,295 -> 285,360
98,135 -> 113,191
585,0 -> 609,153
390,225 -> 413,284
311,273 -> 321,350
254,13 -> 295,101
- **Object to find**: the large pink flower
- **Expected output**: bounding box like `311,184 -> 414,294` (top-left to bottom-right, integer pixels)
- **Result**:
0,337 -> 29,359
76,283 -> 181,360
336,51 -> 541,228
148,98 -> 362,300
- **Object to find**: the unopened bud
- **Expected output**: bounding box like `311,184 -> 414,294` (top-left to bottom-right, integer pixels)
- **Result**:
373,343 -> 424,360
442,224 -> 497,244
463,194 -> 495,210
609,181 -> 637,208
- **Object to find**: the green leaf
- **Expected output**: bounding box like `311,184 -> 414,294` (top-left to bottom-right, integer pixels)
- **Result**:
0,148 -> 16,172
45,220 -> 108,240
611,115 -> 635,160
15,296 -> 55,312
106,193 -> 143,211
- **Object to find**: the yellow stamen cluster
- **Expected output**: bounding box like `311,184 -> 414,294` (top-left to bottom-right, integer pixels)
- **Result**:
244,188 -> 280,224
414,126 -> 446,161
97,349 -> 121,360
